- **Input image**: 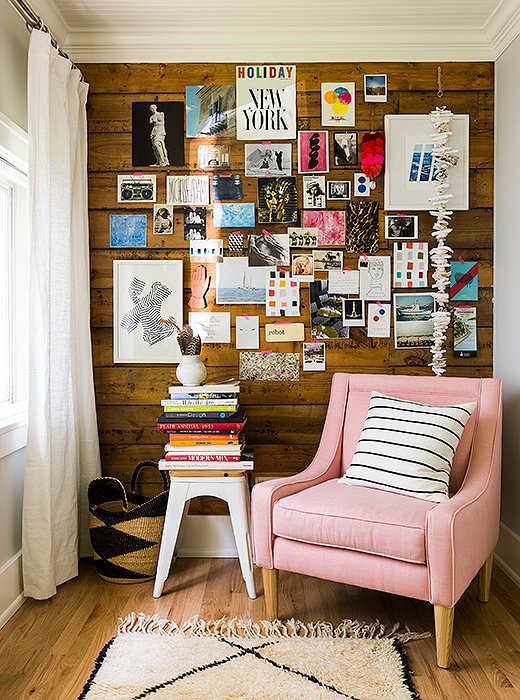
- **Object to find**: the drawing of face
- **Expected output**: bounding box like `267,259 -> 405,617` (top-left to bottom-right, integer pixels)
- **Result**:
369,260 -> 384,282
264,178 -> 291,222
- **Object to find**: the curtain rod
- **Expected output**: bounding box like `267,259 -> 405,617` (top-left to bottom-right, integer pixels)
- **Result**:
7,0 -> 82,74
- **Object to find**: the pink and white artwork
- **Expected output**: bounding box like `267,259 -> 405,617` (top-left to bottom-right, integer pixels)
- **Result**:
302,210 -> 345,246
298,131 -> 329,174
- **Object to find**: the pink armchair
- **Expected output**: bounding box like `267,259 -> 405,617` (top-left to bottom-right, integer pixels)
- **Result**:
251,373 -> 502,668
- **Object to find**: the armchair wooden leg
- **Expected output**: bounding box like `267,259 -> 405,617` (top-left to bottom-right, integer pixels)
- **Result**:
262,567 -> 279,619
478,552 -> 494,603
434,605 -> 454,669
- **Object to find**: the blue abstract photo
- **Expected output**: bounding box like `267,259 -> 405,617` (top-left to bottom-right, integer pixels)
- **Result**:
110,214 -> 147,248
213,203 -> 255,228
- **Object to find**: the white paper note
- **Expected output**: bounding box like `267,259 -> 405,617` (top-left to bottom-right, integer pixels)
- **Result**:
328,270 -> 360,295
189,312 -> 231,343
367,303 -> 391,337
236,316 -> 260,349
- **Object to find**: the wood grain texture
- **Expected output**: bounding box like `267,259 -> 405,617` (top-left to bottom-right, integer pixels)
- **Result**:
0,561 -> 518,699
84,61 -> 493,491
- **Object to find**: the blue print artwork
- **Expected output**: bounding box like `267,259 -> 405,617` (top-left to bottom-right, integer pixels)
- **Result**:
110,214 -> 147,247
213,203 -> 255,228
408,143 -> 436,183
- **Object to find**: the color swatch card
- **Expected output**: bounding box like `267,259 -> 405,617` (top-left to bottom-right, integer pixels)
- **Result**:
393,242 -> 428,288
236,315 -> 260,349
367,303 -> 391,338
266,270 -> 300,317
450,261 -> 478,301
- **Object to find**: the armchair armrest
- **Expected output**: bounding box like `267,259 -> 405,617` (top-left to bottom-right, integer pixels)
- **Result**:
252,374 -> 350,568
426,381 -> 502,607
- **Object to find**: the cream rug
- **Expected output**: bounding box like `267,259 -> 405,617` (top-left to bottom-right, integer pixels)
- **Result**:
79,613 -> 431,699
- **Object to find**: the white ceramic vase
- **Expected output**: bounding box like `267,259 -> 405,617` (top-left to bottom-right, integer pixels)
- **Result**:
175,354 -> 207,387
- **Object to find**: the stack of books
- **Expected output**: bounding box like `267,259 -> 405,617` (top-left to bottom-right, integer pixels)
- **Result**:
157,382 -> 253,471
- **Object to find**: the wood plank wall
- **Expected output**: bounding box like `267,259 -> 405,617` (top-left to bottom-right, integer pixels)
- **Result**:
81,62 -> 494,508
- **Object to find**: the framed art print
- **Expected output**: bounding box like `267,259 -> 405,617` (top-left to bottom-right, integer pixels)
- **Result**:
298,131 -> 329,174
384,114 -> 469,211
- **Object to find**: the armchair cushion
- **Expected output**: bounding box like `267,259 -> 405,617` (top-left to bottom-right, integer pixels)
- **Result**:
273,479 -> 437,564
339,392 -> 476,502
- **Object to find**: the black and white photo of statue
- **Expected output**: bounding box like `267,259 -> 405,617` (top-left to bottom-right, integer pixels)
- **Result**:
132,101 -> 185,168
149,104 -> 169,166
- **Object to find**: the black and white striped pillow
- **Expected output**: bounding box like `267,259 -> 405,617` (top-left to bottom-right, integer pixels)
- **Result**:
340,391 -> 476,502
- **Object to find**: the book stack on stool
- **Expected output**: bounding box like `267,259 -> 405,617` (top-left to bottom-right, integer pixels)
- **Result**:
157,381 -> 253,472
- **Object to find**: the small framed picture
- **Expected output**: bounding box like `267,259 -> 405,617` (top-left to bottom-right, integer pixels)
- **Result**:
364,74 -> 387,103
333,132 -> 357,166
327,180 -> 351,201
385,215 -> 418,239
291,253 -> 314,282
342,298 -> 365,327
153,204 -> 174,235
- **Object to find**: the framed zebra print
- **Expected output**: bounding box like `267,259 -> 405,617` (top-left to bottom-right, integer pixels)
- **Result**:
113,260 -> 184,363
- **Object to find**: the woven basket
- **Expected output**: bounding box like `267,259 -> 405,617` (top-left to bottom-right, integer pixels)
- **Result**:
88,461 -> 169,584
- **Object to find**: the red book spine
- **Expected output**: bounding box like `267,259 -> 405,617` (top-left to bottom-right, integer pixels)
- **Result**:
164,454 -> 242,462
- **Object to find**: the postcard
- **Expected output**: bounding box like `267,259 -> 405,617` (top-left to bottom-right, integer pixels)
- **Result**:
393,242 -> 428,289
244,143 -> 292,177
385,215 -> 418,239
303,342 -> 326,371
364,74 -> 388,103
197,144 -> 230,169
189,240 -> 224,263
359,256 -> 391,300
184,207 -> 206,240
189,311 -> 231,344
152,205 -> 173,236
228,231 -> 244,252
321,83 -> 355,127
249,232 -> 290,267
313,250 -> 344,271
216,257 -> 271,305
333,132 -> 358,166
257,177 -> 298,224
236,315 -> 260,350
212,174 -> 242,201
353,173 -> 371,197
239,351 -> 300,381
266,270 -> 300,317
453,306 -> 477,357
367,303 -> 391,338
265,322 -> 305,342
131,101 -> 184,167
450,261 -> 478,301
185,85 -> 235,138
328,269 -> 359,295
302,175 -> 326,209
167,175 -> 210,206
393,293 -> 435,349
298,131 -> 329,174
213,203 -> 255,228
110,214 -> 146,248
309,280 -> 350,339
288,228 -> 319,248
343,299 -> 365,327
117,174 -> 156,204
303,211 -> 345,246
291,253 -> 314,282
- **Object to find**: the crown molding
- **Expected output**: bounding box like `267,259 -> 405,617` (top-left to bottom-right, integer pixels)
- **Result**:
485,0 -> 520,57
28,0 -> 70,44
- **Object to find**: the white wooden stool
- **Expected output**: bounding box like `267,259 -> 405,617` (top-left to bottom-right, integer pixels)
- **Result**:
153,471 -> 257,599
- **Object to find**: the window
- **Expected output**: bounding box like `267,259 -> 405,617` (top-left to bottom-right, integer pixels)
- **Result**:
0,179 -> 13,405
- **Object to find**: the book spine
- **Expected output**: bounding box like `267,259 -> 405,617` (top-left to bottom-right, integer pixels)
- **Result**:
157,421 -> 246,431
160,411 -> 236,419
168,385 -> 240,394
163,406 -> 237,413
159,459 -> 254,470
168,439 -> 239,446
161,398 -> 239,407
165,430 -> 241,436
166,393 -> 239,400
164,454 -> 242,462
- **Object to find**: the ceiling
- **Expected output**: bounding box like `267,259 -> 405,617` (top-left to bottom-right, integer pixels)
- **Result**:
30,0 -> 520,62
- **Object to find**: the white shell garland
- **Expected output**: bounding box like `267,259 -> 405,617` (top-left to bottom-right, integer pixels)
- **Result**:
428,107 -> 459,376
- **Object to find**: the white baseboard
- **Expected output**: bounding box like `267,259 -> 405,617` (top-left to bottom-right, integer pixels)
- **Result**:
0,550 -> 25,629
494,521 -> 520,588
177,515 -> 238,558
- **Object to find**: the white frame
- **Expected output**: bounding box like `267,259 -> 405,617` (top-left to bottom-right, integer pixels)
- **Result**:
384,114 -> 469,211
113,260 -> 183,363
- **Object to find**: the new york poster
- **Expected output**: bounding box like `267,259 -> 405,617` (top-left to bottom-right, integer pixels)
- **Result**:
236,65 -> 296,141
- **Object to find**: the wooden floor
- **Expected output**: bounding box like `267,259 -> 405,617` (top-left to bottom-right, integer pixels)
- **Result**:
0,558 -> 519,699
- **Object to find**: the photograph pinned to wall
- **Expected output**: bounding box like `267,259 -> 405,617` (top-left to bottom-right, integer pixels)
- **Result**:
212,174 -> 242,201
213,202 -> 255,228
113,260 -> 183,363
367,303 -> 391,338
321,83 -> 355,127
393,242 -> 428,288
302,175 -> 326,209
184,207 -> 207,240
249,232 -> 290,267
236,315 -> 260,350
266,270 -> 300,317
450,261 -> 478,301
228,231 -> 244,253
394,292 -> 436,349
117,174 -> 156,203
216,256 -> 271,305
327,180 -> 351,201
298,131 -> 329,174
110,214 -> 147,248
236,65 -> 296,141
384,114 -> 469,211
313,249 -> 343,271
132,102 -> 184,167
364,74 -> 388,103
239,351 -> 300,381
189,311 -> 231,344
197,144 -> 231,169
288,228 -> 319,248
257,176 -> 298,224
189,239 -> 224,263
303,342 -> 326,371
353,173 -> 371,197
291,253 -> 314,282
302,210 -> 345,246
185,85 -> 235,138
359,256 -> 391,300
385,215 -> 418,239
333,132 -> 358,166
167,175 -> 210,206
309,280 -> 350,339
244,143 -> 292,177
453,306 -> 477,358
153,205 -> 173,235
343,299 -> 365,327
328,269 -> 359,295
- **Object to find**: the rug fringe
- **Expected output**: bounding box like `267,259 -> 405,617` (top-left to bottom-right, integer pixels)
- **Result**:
117,612 -> 431,643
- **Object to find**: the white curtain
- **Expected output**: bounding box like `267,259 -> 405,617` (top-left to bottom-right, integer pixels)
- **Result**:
23,30 -> 101,600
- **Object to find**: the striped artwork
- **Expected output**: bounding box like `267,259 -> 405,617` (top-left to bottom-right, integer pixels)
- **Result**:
340,391 -> 476,502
